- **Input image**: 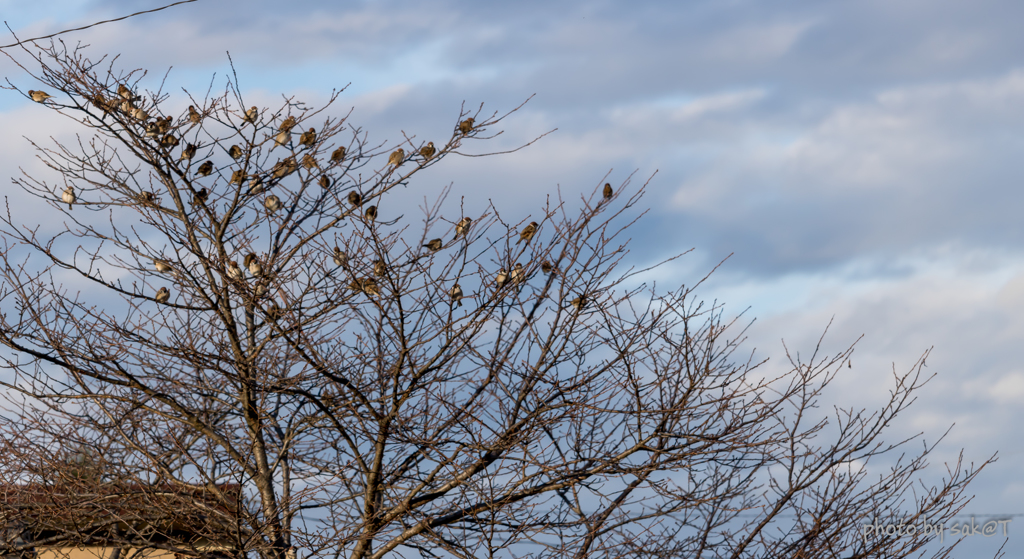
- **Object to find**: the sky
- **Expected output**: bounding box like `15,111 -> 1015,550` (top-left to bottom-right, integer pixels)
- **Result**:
1,0 -> 1022,556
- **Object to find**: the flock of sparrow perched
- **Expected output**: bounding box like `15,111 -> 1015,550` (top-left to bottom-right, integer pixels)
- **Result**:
31,85 -> 606,317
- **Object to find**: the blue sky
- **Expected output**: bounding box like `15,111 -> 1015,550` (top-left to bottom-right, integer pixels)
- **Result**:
2,0 -> 1022,555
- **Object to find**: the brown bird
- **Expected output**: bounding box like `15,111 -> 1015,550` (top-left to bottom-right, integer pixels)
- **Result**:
264,195 -> 282,212
131,107 -> 149,121
458,118 -> 475,135
455,217 -> 472,239
160,134 -> 179,149
227,260 -> 243,281
145,122 -> 160,138
62,186 -> 75,209
154,259 -> 172,273
266,301 -> 282,320
196,160 -> 214,176
419,141 -> 436,160
299,128 -> 316,148
274,130 -> 290,148
347,191 -> 362,207
139,191 -> 157,204
28,90 -> 53,103
117,84 -> 132,100
517,222 -> 538,245
92,93 -> 112,114
509,262 -> 524,284
332,247 -> 348,267
423,238 -> 442,252
181,143 -> 197,161
156,116 -> 173,134
450,283 -> 464,307
280,115 -> 297,133
230,170 -> 246,185
331,146 -> 346,163
188,105 -> 201,123
192,188 -> 209,205
245,253 -> 262,276
228,145 -> 243,159
361,277 -> 380,297
571,295 -> 586,311
243,106 -> 258,125
364,205 -> 377,222
155,287 -> 170,303
388,148 -> 405,167
120,100 -> 134,114
248,176 -> 265,195
541,261 -> 555,275
495,268 -> 508,289
348,278 -> 363,292
318,175 -> 331,189
603,183 -> 613,200
373,260 -> 387,277
302,154 -> 318,170
271,157 -> 297,179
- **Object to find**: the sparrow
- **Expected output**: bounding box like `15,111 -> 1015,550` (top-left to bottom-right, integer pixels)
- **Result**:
517,222 -> 538,245
188,105 -> 201,123
302,154 -> 318,170
509,262 -> 524,284
230,170 -> 246,185
271,157 -> 297,179
388,148 -> 405,167
192,188 -> 209,205
264,195 -> 282,213
318,175 -> 331,189
29,90 -> 53,103
280,115 -> 297,133
266,301 -> 282,320
160,134 -> 179,149
541,261 -> 555,275
139,191 -> 157,204
361,277 -> 380,297
450,283 -> 464,307
227,260 -> 243,281
145,122 -> 160,138
243,106 -> 258,125
120,100 -> 134,113
274,130 -> 290,149
331,146 -> 346,163
571,295 -> 586,311
117,84 -> 132,100
373,260 -> 387,277
156,116 -> 173,134
299,128 -> 316,148
248,176 -> 265,195
455,217 -> 472,239
332,247 -> 348,267
131,107 -> 149,121
154,259 -> 172,273
255,284 -> 267,298
348,278 -> 363,292
62,186 -> 75,209
245,253 -> 262,276
495,268 -> 508,289
228,145 -> 243,159
91,93 -> 112,114
603,183 -> 613,200
458,118 -> 475,135
423,238 -> 442,252
419,142 -> 436,160
155,287 -> 170,303
364,205 -> 377,222
181,143 -> 197,161
196,160 -> 214,176
347,191 -> 362,207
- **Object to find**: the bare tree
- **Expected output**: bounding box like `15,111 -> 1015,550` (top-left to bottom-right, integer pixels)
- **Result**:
0,42 -> 998,559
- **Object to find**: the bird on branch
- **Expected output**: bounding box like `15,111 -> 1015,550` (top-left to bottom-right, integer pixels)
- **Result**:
423,238 -> 442,252
62,186 -> 75,209
517,222 -> 538,245
155,287 -> 170,303
419,142 -> 436,160
29,90 -> 52,103
455,217 -> 472,239
264,195 -> 282,213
